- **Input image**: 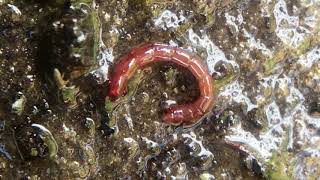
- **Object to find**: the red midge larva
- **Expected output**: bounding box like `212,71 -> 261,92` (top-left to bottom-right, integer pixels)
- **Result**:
107,43 -> 214,125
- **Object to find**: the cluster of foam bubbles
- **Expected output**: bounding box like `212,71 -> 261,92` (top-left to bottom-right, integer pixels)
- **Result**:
154,10 -> 186,31
297,46 -> 320,69
187,29 -> 240,75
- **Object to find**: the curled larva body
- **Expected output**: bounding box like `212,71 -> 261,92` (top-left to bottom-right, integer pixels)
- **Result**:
107,43 -> 214,125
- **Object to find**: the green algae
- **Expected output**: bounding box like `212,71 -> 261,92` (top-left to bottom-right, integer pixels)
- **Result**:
71,1 -> 100,74
266,153 -> 293,180
53,68 -> 79,107
263,34 -> 320,74
213,72 -> 238,92
263,7 -> 320,75
105,70 -> 145,128
265,130 -> 294,180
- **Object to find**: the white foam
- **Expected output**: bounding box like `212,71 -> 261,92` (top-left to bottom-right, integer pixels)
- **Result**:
187,29 -> 239,75
273,0 -> 315,47
154,10 -> 186,30
297,46 -> 320,70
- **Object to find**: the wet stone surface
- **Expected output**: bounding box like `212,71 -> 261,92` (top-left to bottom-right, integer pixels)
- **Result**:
0,0 -> 320,179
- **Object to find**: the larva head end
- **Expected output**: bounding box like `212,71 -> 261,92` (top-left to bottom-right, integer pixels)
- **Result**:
161,108 -> 182,125
107,89 -> 119,101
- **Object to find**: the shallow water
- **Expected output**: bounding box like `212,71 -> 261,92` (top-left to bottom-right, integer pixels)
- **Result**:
0,0 -> 319,179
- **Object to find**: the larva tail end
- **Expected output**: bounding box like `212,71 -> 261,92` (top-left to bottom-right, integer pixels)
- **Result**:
161,107 -> 182,125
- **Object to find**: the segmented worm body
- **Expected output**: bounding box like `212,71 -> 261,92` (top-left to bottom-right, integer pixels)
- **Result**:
107,43 -> 214,125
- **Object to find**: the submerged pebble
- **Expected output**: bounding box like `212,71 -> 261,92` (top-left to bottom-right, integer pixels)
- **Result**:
15,124 -> 58,160
11,92 -> 26,116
